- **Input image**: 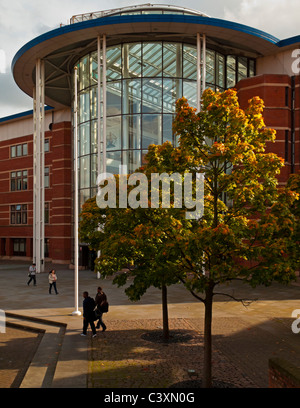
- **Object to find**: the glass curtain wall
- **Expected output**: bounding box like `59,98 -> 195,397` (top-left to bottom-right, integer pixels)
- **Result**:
75,41 -> 255,207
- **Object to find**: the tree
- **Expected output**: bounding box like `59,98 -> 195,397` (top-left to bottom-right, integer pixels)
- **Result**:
79,89 -> 298,387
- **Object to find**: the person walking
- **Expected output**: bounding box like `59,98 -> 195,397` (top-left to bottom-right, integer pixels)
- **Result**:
81,291 -> 97,337
95,286 -> 108,332
48,269 -> 58,294
27,263 -> 37,286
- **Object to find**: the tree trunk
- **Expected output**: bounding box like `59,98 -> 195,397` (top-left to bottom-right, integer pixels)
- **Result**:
162,284 -> 169,341
202,283 -> 214,388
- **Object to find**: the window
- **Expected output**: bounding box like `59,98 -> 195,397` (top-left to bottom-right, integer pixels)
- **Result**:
11,204 -> 27,225
45,167 -> 50,188
45,139 -> 50,152
13,238 -> 26,256
10,143 -> 28,158
45,202 -> 50,224
11,170 -> 28,191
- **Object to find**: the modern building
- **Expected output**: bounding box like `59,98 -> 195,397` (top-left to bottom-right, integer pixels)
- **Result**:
0,4 -> 299,269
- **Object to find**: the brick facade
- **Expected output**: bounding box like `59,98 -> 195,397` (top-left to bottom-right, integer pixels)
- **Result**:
237,74 -> 300,184
0,119 -> 72,264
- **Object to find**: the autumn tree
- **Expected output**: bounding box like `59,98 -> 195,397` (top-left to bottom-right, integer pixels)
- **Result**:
79,89 -> 298,388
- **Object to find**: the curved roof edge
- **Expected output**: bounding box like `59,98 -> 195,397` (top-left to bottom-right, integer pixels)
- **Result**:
0,106 -> 53,124
277,35 -> 300,49
12,14 -> 280,72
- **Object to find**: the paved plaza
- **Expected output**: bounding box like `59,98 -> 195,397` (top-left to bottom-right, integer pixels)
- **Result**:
0,260 -> 299,389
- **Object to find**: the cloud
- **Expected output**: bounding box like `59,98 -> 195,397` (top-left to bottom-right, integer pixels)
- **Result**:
223,0 -> 300,39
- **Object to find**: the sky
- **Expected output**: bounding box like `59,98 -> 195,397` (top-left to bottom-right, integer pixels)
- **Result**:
0,0 -> 300,118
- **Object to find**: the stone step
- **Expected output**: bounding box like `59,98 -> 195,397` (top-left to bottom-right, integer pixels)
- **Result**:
5,312 -> 66,388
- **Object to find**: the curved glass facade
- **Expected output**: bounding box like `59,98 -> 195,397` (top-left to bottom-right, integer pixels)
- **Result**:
75,41 -> 255,207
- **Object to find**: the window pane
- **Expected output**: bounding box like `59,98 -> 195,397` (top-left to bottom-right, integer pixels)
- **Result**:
79,90 -> 90,123
142,78 -> 162,113
90,87 -> 98,119
91,52 -> 98,86
122,79 -> 141,114
123,115 -> 141,149
249,59 -> 255,77
91,120 -> 98,154
163,114 -> 174,143
142,43 -> 162,77
163,78 -> 182,113
11,146 -> 16,157
106,116 -> 121,150
227,56 -> 236,88
23,144 -> 28,156
107,81 -> 122,116
45,203 -> 49,224
142,114 -> 162,148
79,123 -> 90,156
163,43 -> 182,78
122,150 -> 141,174
183,45 -> 197,80
79,156 -> 90,189
44,167 -> 49,188
216,53 -> 225,89
206,50 -> 215,85
79,56 -> 90,90
123,43 -> 142,78
106,45 -> 122,81
91,154 -> 98,188
45,139 -> 49,152
238,57 -> 247,82
183,81 -> 197,109
106,151 -> 121,174
17,145 -> 22,156
79,189 -> 91,210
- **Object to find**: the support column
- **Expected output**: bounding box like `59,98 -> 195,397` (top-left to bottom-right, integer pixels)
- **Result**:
96,35 -> 107,275
197,33 -> 206,112
97,34 -> 107,175
72,66 -> 81,316
33,59 -> 45,273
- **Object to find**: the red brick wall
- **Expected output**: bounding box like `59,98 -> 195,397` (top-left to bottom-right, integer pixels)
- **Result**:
0,120 -> 72,263
237,74 -> 300,184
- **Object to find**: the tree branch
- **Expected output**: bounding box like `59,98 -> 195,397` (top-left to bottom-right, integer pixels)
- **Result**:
213,291 -> 257,307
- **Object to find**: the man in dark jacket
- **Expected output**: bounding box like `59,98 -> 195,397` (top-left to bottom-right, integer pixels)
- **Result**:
81,291 -> 97,337
95,287 -> 107,331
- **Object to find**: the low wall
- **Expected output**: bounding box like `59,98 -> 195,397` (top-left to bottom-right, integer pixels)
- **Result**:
269,358 -> 300,388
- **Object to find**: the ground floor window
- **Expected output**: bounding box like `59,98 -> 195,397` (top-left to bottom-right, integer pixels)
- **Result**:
13,238 -> 26,256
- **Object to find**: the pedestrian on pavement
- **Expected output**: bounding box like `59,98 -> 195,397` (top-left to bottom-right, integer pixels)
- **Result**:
81,291 -> 97,337
27,263 -> 37,286
48,269 -> 59,294
95,286 -> 108,332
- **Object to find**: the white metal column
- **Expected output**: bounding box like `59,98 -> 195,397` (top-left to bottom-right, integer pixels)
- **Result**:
96,35 -> 107,274
72,66 -> 81,316
97,34 -> 107,176
33,59 -> 45,273
197,33 -> 206,112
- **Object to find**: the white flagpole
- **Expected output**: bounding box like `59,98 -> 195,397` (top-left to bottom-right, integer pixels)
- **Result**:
72,66 -> 81,316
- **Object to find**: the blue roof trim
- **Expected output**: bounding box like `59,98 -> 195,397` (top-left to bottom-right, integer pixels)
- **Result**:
0,106 -> 53,123
277,35 -> 300,48
12,14 -> 280,71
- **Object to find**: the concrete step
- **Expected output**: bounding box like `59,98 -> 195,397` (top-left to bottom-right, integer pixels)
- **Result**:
5,312 -> 66,388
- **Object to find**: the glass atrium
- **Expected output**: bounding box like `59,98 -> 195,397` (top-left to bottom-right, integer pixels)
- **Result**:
75,41 -> 255,207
